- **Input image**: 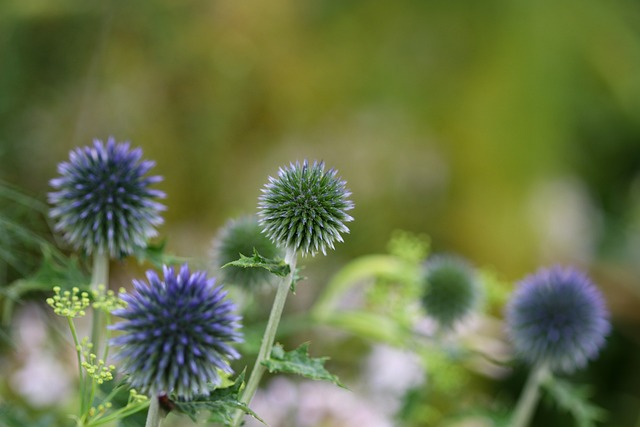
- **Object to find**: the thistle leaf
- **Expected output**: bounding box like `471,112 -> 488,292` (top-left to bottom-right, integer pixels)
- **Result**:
172,372 -> 265,425
541,375 -> 607,427
223,249 -> 291,278
262,343 -> 344,387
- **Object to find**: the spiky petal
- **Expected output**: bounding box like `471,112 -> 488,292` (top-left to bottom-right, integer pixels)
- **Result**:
506,265 -> 610,373
48,137 -> 166,258
258,160 -> 354,256
110,264 -> 243,399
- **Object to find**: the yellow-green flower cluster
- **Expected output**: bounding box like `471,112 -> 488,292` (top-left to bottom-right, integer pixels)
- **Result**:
92,284 -> 127,313
81,351 -> 116,384
128,389 -> 148,404
87,401 -> 113,418
46,286 -> 90,318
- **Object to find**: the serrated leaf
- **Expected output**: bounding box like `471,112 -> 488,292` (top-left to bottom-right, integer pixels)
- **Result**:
172,371 -> 265,426
223,249 -> 291,278
262,343 -> 344,387
541,376 -> 607,427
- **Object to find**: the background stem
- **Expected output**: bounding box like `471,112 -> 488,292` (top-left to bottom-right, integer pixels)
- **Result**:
510,362 -> 549,427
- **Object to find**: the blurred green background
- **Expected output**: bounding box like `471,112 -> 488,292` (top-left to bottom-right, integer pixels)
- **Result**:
1,0 -> 640,425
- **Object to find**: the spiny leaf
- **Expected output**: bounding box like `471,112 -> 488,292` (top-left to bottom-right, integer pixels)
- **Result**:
172,371 -> 265,426
262,343 -> 344,388
541,375 -> 607,427
223,249 -> 291,278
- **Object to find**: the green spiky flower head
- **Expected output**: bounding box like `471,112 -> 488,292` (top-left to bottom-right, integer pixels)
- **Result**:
420,255 -> 481,330
258,160 -> 354,256
212,216 -> 283,288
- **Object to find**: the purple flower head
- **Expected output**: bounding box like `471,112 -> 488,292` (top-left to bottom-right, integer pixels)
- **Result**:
506,266 -> 610,373
110,264 -> 243,399
258,160 -> 354,256
420,255 -> 481,330
48,137 -> 166,258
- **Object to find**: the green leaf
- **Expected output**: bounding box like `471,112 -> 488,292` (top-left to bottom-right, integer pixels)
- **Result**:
172,371 -> 265,426
541,376 -> 607,427
0,403 -> 58,427
262,343 -> 344,387
132,240 -> 187,269
223,249 -> 291,278
1,245 -> 89,326
322,310 -> 411,347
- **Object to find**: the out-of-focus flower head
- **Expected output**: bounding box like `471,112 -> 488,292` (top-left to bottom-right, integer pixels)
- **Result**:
49,137 -> 166,258
420,255 -> 481,330
212,216 -> 283,288
506,265 -> 610,373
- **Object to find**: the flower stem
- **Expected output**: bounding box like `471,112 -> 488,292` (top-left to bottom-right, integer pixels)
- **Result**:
144,396 -> 163,427
232,247 -> 297,427
510,362 -> 549,427
90,253 -> 109,360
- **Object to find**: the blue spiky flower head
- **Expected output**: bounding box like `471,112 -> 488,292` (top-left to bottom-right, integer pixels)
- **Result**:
212,216 -> 284,288
506,265 -> 610,373
258,160 -> 354,256
48,137 -> 166,258
110,264 -> 243,399
420,255 -> 481,329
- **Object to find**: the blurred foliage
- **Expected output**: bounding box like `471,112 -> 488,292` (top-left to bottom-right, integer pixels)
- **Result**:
0,181 -> 52,286
541,376 -> 607,427
1,0 -> 639,276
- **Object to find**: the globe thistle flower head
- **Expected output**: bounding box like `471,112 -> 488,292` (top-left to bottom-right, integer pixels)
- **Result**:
49,137 -> 166,258
212,215 -> 284,288
420,255 -> 481,330
506,266 -> 610,373
110,264 -> 243,399
258,160 -> 354,256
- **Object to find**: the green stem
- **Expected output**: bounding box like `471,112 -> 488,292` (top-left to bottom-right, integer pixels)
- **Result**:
90,400 -> 150,427
87,387 -> 150,427
232,247 -> 297,427
90,253 -> 109,365
101,313 -> 111,363
91,252 -> 110,291
68,317 -> 87,416
311,255 -> 406,319
510,362 -> 550,427
145,396 -> 163,427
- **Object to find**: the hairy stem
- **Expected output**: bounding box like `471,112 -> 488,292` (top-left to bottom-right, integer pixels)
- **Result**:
232,247 -> 297,427
510,362 -> 549,427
